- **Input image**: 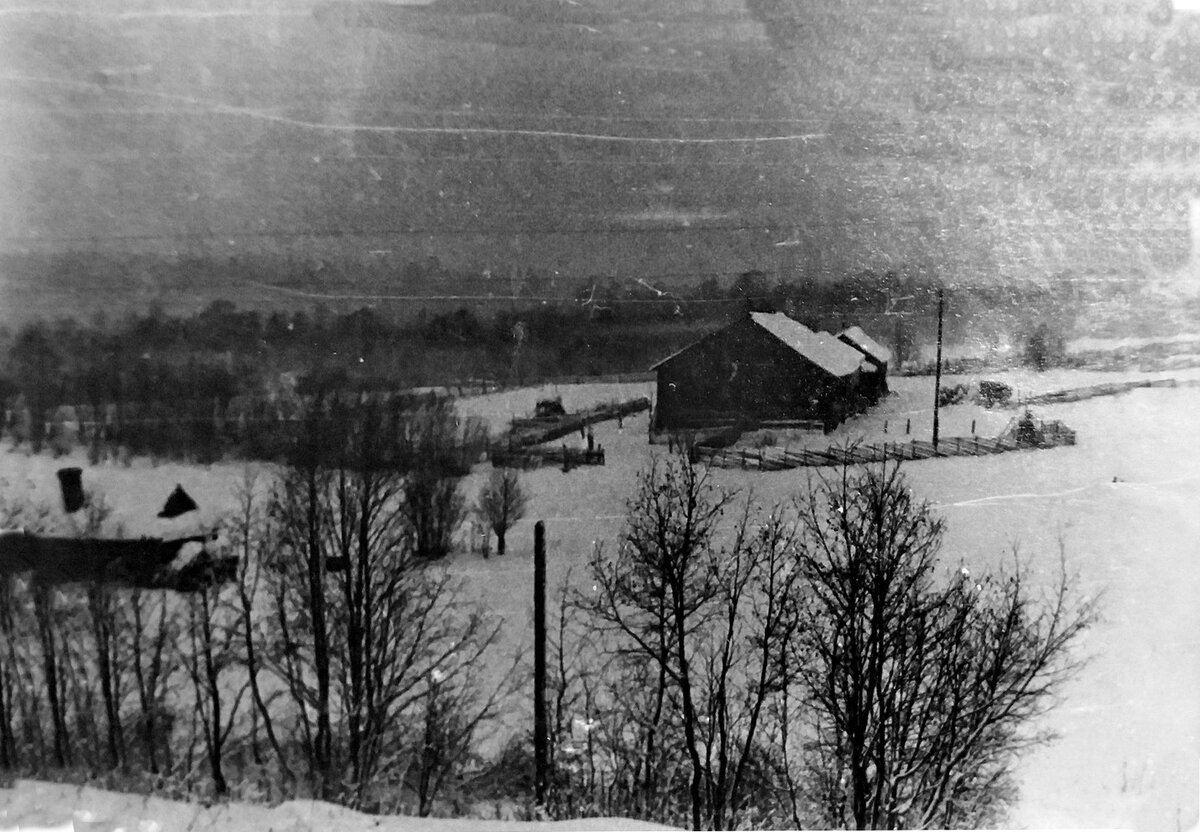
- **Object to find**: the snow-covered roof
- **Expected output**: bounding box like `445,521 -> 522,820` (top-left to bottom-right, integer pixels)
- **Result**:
749,312 -> 866,377
838,325 -> 893,365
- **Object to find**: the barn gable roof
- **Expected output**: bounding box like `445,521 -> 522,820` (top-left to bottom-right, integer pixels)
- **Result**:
749,313 -> 866,377
649,324 -> 727,371
838,326 -> 892,365
649,312 -> 870,377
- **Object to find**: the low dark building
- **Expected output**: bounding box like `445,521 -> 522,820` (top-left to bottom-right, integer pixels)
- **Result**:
837,325 -> 891,399
651,311 -> 871,432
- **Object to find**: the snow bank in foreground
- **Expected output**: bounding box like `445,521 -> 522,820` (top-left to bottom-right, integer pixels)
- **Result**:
0,780 -> 677,832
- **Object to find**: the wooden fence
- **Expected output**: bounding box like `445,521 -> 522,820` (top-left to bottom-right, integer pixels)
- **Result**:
484,396 -> 651,469
490,446 -> 607,470
408,371 -> 656,400
507,396 -> 651,448
693,431 -> 1076,471
1012,377 -> 1195,407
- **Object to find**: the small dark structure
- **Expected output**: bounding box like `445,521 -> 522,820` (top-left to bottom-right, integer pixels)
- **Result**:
1001,410 -> 1077,449
651,312 -> 871,433
56,468 -> 85,514
837,325 -> 891,399
158,484 -> 198,519
534,397 -> 567,418
977,380 -> 1013,408
0,530 -> 232,592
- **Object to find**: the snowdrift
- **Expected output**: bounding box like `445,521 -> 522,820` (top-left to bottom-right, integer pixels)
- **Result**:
0,779 -> 678,832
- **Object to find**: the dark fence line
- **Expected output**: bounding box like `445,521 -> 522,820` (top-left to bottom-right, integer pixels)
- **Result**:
490,446 -> 607,470
507,397 -> 651,448
1010,376 -> 1196,407
408,371 -> 656,400
693,430 -> 1077,471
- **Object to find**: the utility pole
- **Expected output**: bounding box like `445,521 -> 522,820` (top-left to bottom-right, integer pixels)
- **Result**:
932,289 -> 944,449
533,520 -> 547,811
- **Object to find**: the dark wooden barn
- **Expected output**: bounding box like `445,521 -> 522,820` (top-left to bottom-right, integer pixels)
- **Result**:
651,312 -> 872,432
837,325 -> 891,399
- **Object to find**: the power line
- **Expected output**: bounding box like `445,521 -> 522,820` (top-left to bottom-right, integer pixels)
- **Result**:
0,75 -> 826,145
0,7 -> 307,18
2,100 -> 833,128
2,213 -> 1191,245
241,281 -> 751,303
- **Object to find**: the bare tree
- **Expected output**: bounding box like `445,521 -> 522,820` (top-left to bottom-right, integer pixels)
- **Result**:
227,469 -> 293,792
560,456 -> 1097,831
575,456 -> 805,830
698,505 -> 803,830
270,401 -> 335,797
395,398 -> 476,561
262,399 -> 511,807
31,582 -> 70,768
399,470 -> 465,561
582,455 -> 728,830
788,462 -> 1098,829
184,578 -> 247,796
0,495 -> 52,771
411,652 -> 517,817
126,587 -> 179,777
475,468 -> 528,557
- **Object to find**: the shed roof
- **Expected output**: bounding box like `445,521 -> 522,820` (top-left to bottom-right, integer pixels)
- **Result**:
749,312 -> 867,377
837,326 -> 892,365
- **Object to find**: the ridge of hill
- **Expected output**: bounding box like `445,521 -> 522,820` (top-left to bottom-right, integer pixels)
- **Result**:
3,0 -> 1200,298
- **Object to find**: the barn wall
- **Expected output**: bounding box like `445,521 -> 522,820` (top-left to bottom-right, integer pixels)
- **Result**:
654,317 -> 861,431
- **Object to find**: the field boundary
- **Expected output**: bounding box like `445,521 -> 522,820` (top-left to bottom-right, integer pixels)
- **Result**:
1008,376 -> 1198,407
693,431 -> 1076,471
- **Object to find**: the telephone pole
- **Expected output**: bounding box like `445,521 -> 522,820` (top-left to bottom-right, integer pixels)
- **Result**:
932,288 -> 944,449
533,520 -> 548,811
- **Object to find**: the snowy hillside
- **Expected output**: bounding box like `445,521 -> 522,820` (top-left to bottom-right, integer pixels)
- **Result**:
0,779 -> 677,832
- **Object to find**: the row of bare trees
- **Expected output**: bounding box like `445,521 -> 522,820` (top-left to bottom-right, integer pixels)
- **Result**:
540,456 -> 1097,829
0,495 -> 183,782
0,399 -> 517,814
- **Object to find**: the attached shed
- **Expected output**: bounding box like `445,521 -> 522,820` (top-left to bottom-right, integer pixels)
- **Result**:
837,325 -> 891,399
651,311 -> 871,432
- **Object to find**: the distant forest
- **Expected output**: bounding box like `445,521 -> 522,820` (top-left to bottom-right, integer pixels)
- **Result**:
0,258 -> 1148,462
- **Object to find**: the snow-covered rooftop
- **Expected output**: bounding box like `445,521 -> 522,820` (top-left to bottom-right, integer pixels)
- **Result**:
750,312 -> 867,377
838,325 -> 893,365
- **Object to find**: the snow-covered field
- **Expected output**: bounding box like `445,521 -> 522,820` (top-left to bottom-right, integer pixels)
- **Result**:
0,366 -> 1196,831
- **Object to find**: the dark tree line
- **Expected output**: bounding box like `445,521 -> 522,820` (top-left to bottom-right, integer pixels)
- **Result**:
0,265 -> 1099,459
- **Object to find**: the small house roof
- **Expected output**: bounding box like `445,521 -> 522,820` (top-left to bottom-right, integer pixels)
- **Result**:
750,312 -> 867,377
838,326 -> 892,365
